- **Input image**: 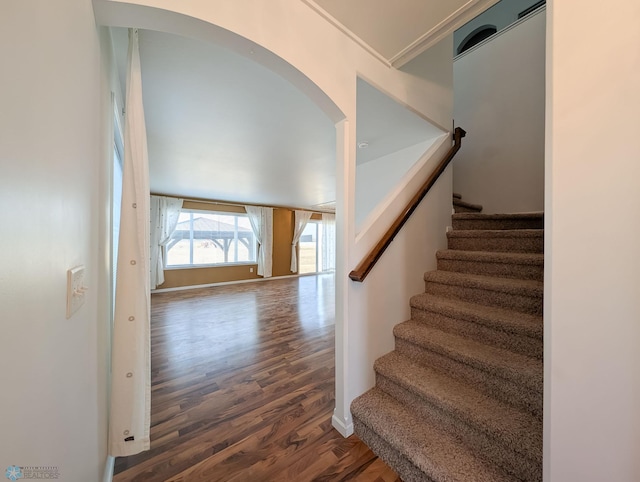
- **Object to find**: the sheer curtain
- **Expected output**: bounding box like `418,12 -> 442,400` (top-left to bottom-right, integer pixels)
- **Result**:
150,195 -> 183,289
245,206 -> 273,278
322,213 -> 336,272
290,210 -> 312,272
110,29 -> 151,457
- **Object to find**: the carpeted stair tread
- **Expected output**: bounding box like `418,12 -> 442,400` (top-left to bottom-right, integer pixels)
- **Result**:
351,388 -> 519,482
375,351 -> 542,461
424,270 -> 543,314
447,229 -> 543,240
447,229 -> 544,253
447,229 -> 544,254
410,294 -> 542,358
453,212 -> 543,221
452,212 -> 543,231
453,199 -> 483,213
353,420 -> 437,482
410,293 -> 542,339
436,249 -> 544,281
437,249 -> 543,266
424,270 -> 543,298
394,321 -> 542,393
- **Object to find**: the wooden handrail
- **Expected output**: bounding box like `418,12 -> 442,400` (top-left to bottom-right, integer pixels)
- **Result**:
349,127 -> 467,282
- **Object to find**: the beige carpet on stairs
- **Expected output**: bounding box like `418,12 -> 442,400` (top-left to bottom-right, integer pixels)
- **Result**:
351,199 -> 544,482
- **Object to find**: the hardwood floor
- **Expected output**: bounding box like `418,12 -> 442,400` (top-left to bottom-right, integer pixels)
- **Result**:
113,275 -> 400,482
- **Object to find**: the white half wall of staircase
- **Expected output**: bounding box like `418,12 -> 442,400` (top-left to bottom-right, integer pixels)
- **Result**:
453,8 -> 545,214
545,0 -> 640,480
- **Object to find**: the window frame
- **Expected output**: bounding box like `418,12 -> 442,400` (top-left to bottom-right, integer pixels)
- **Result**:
165,208 -> 258,269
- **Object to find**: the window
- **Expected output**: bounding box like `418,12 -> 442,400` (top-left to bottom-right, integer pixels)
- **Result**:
112,143 -> 123,298
166,210 -> 256,267
299,219 -> 336,274
457,25 -> 498,54
299,222 -> 318,274
519,0 -> 545,19
112,97 -> 124,313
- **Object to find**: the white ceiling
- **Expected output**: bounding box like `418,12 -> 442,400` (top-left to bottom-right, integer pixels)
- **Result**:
113,28 -> 336,209
112,28 -> 444,209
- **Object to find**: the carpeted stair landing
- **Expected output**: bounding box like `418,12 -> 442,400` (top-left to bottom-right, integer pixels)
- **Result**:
453,193 -> 483,213
351,209 -> 544,482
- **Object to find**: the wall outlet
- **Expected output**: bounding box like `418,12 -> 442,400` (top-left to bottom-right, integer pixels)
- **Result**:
66,265 -> 87,319
249,267 -> 254,273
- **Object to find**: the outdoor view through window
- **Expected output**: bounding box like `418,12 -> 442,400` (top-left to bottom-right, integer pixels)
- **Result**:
166,211 -> 256,266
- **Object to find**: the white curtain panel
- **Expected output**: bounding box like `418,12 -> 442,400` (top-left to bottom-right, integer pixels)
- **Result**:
150,195 -> 183,289
322,213 -> 336,272
290,210 -> 312,272
109,28 -> 151,458
245,206 -> 273,277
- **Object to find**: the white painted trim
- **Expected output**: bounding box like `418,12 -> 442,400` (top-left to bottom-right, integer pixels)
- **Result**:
391,0 -> 501,68
355,133 -> 449,242
332,119 -> 352,447
150,272 -> 332,294
103,456 -> 115,482
332,410 -> 354,437
300,0 -> 391,68
164,262 -> 258,271
453,5 -> 546,62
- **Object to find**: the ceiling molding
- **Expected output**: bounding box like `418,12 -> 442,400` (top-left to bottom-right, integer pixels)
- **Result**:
311,200 -> 336,212
390,0 -> 501,68
301,0 -> 392,68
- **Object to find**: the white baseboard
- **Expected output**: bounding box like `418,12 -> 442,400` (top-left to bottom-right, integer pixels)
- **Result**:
151,272 -> 333,294
103,455 -> 115,482
332,412 -> 354,437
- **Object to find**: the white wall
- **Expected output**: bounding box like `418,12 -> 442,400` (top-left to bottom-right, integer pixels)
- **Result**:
356,139 -> 437,228
545,1 -> 640,481
93,0 -> 454,436
0,1 -> 115,480
453,9 -> 545,213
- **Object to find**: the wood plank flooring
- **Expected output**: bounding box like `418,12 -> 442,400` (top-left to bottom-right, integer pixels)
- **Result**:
113,275 -> 400,482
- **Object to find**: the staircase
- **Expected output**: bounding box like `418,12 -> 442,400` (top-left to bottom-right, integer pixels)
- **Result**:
351,202 -> 544,481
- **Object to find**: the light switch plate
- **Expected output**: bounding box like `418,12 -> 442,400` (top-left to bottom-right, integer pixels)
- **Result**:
66,265 -> 87,319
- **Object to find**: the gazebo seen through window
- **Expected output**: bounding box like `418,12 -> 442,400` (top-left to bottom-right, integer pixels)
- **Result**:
166,210 -> 257,267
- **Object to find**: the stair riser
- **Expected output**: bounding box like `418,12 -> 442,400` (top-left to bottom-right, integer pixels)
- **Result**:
411,307 -> 543,359
376,374 -> 542,481
395,338 -> 542,418
424,280 -> 543,315
353,418 -> 436,482
447,235 -> 544,254
452,219 -> 543,230
437,257 -> 544,282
